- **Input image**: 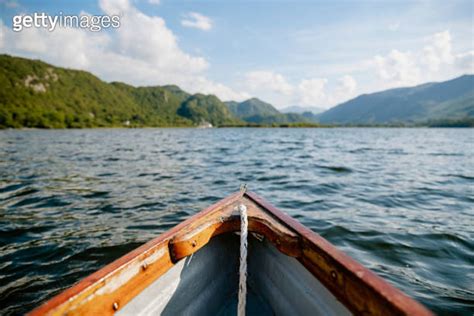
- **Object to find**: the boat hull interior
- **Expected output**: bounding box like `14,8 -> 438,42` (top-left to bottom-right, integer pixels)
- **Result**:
117,233 -> 350,316
30,192 -> 432,316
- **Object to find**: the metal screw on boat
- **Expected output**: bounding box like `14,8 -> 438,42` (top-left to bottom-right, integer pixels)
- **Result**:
142,263 -> 148,271
331,271 -> 337,281
191,240 -> 197,247
112,302 -> 119,311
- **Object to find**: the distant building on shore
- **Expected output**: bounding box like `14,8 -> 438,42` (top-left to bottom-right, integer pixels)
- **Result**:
197,121 -> 213,128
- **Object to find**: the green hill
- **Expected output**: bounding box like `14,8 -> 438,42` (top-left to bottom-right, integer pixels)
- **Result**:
0,54 -> 240,128
5,54 -> 468,128
280,105 -> 325,115
225,98 -> 309,124
0,55 -> 146,128
110,82 -> 190,126
225,98 -> 280,118
317,75 -> 474,125
177,94 -> 241,126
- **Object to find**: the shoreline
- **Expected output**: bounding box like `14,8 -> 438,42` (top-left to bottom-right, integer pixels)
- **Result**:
1,125 -> 473,131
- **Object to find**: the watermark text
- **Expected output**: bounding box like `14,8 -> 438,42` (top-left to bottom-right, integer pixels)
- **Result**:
12,12 -> 120,32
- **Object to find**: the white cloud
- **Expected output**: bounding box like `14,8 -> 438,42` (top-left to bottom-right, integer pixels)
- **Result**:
374,49 -> 421,87
0,0 -> 247,101
99,0 -> 130,14
148,0 -> 160,5
245,71 -> 293,95
422,31 -> 454,72
455,51 -> 474,73
330,75 -> 358,104
298,78 -> 327,106
181,12 -> 212,31
100,3 -> 208,72
242,30 -> 471,108
371,30 -> 473,91
242,71 -> 357,108
338,75 -> 357,94
297,75 -> 357,106
191,77 -> 251,101
1,7 -> 471,110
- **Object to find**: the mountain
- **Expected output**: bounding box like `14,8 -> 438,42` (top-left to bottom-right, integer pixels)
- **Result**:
317,75 -> 474,125
111,82 -> 190,126
0,55 -> 145,128
225,98 -> 310,124
280,105 -> 325,115
4,54 -> 469,128
178,94 -> 240,126
0,54 -> 241,128
300,111 -> 320,122
225,98 -> 280,117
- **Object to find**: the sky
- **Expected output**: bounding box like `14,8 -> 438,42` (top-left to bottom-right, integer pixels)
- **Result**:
0,0 -> 473,110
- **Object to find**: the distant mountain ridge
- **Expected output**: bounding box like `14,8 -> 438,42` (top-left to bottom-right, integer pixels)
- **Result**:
1,54 -> 472,128
0,54 -> 313,128
316,75 -> 474,124
0,54 -> 243,128
225,98 -> 310,124
280,105 -> 325,115
178,94 -> 239,126
225,98 -> 280,117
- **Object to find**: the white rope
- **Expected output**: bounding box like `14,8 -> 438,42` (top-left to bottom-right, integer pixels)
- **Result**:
237,203 -> 248,316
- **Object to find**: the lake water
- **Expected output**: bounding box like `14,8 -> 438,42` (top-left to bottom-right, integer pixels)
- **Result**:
0,128 -> 473,315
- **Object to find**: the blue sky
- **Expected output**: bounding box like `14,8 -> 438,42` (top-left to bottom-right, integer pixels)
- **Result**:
1,0 -> 473,109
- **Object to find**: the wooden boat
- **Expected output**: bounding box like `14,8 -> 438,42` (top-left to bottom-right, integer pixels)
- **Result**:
30,191 -> 432,316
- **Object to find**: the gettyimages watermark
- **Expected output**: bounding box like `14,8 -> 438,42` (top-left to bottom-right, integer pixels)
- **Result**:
12,12 -> 120,32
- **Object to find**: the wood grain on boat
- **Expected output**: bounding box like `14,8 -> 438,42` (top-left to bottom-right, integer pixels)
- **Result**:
29,191 -> 432,316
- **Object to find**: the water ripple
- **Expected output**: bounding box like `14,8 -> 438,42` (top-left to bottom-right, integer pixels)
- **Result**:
0,128 -> 472,315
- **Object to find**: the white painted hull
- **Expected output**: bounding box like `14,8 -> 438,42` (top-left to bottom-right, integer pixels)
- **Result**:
118,234 -> 350,316
30,192 -> 431,316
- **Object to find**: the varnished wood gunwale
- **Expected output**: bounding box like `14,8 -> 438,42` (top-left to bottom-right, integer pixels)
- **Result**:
245,191 -> 432,316
29,192 -> 243,316
30,191 -> 432,316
